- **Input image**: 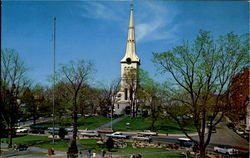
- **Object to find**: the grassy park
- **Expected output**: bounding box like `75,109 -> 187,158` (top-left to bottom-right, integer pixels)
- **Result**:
36,116 -> 110,130
112,116 -> 196,134
2,135 -> 51,145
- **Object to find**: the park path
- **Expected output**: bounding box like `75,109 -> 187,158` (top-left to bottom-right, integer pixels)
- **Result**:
95,116 -> 125,130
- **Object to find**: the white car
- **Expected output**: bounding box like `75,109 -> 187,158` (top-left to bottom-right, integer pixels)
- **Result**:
106,132 -> 129,139
214,145 -> 238,155
79,130 -> 99,137
138,130 -> 158,136
16,127 -> 28,133
132,134 -> 152,141
236,129 -> 244,135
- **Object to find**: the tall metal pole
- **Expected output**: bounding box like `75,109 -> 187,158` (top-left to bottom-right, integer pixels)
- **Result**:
52,17 -> 56,144
0,0 -> 2,156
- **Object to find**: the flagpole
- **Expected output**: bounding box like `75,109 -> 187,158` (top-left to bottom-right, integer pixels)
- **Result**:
52,17 -> 56,144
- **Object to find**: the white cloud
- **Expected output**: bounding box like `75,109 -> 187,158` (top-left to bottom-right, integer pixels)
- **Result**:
78,2 -> 124,21
135,2 -> 179,43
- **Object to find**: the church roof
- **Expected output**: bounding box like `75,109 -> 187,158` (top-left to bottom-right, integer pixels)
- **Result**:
121,8 -> 140,64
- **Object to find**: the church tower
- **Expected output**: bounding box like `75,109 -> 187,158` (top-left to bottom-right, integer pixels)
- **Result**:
114,7 -> 140,115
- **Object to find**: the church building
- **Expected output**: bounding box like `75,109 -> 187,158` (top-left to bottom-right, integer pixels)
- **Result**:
113,7 -> 140,115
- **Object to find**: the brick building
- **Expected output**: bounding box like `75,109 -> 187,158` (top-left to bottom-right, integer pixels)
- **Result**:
230,68 -> 249,129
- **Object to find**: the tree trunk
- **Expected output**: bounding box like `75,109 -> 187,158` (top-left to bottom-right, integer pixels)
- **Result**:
151,118 -> 155,130
199,147 -> 206,158
68,93 -> 78,156
33,116 -> 36,125
8,126 -> 13,148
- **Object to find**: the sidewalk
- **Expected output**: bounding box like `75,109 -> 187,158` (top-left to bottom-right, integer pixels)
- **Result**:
95,117 -> 125,130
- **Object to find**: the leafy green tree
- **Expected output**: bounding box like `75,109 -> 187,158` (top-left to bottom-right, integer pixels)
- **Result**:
57,60 -> 94,156
138,69 -> 164,130
153,31 -> 249,158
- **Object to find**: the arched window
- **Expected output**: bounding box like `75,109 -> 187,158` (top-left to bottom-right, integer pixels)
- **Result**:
130,89 -> 133,100
125,88 -> 128,100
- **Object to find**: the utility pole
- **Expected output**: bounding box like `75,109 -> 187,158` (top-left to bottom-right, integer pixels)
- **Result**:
52,17 -> 56,144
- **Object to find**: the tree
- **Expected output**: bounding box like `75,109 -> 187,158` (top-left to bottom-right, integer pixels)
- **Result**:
57,60 -> 94,157
95,79 -> 120,117
58,128 -> 68,139
153,31 -> 248,157
0,49 -> 30,148
123,68 -> 138,117
138,70 -> 164,130
106,137 -> 114,152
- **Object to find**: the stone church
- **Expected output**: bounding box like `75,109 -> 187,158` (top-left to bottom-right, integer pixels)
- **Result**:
113,7 -> 140,115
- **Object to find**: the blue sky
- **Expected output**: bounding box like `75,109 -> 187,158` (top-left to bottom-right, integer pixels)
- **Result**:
2,0 -> 249,86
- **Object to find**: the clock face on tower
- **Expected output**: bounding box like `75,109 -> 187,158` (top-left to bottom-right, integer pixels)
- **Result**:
126,58 -> 131,64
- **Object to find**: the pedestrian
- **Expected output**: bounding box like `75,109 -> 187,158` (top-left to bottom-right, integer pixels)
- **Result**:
102,149 -> 106,158
88,149 -> 91,158
93,152 -> 96,158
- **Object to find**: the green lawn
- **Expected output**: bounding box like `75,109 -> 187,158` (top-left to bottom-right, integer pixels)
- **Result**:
34,139 -> 68,152
77,139 -> 104,151
36,116 -> 110,130
117,152 -> 185,158
112,117 -> 196,134
2,135 -> 51,145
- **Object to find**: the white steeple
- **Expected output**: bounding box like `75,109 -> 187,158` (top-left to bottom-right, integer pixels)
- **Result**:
121,7 -> 140,64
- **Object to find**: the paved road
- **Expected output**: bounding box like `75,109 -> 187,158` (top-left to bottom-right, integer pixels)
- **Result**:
95,116 -> 125,130
18,117 -> 52,127
207,121 -> 249,153
153,121 -> 249,154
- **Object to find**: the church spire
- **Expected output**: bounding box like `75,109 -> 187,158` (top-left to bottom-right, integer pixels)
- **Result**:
121,6 -> 140,64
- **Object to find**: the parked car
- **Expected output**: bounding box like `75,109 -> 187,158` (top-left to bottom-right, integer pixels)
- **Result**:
242,133 -> 249,141
214,145 -> 238,155
47,127 -> 60,135
176,138 -> 196,147
14,144 -> 28,151
132,134 -> 152,142
235,129 -> 244,135
16,127 -> 28,133
226,123 -> 235,129
211,127 -> 216,133
106,132 -> 129,139
29,125 -> 46,134
138,130 -> 158,136
79,130 -> 100,137
65,128 -> 74,132
97,128 -> 114,134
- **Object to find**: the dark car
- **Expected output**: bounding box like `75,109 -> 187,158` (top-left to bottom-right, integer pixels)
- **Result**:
29,125 -> 46,134
227,123 -> 235,129
14,144 -> 28,151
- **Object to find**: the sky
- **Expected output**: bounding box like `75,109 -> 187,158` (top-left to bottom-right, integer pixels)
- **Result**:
2,0 -> 249,87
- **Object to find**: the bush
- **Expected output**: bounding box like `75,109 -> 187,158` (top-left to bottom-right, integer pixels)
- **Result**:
58,128 -> 68,139
106,137 -> 114,151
